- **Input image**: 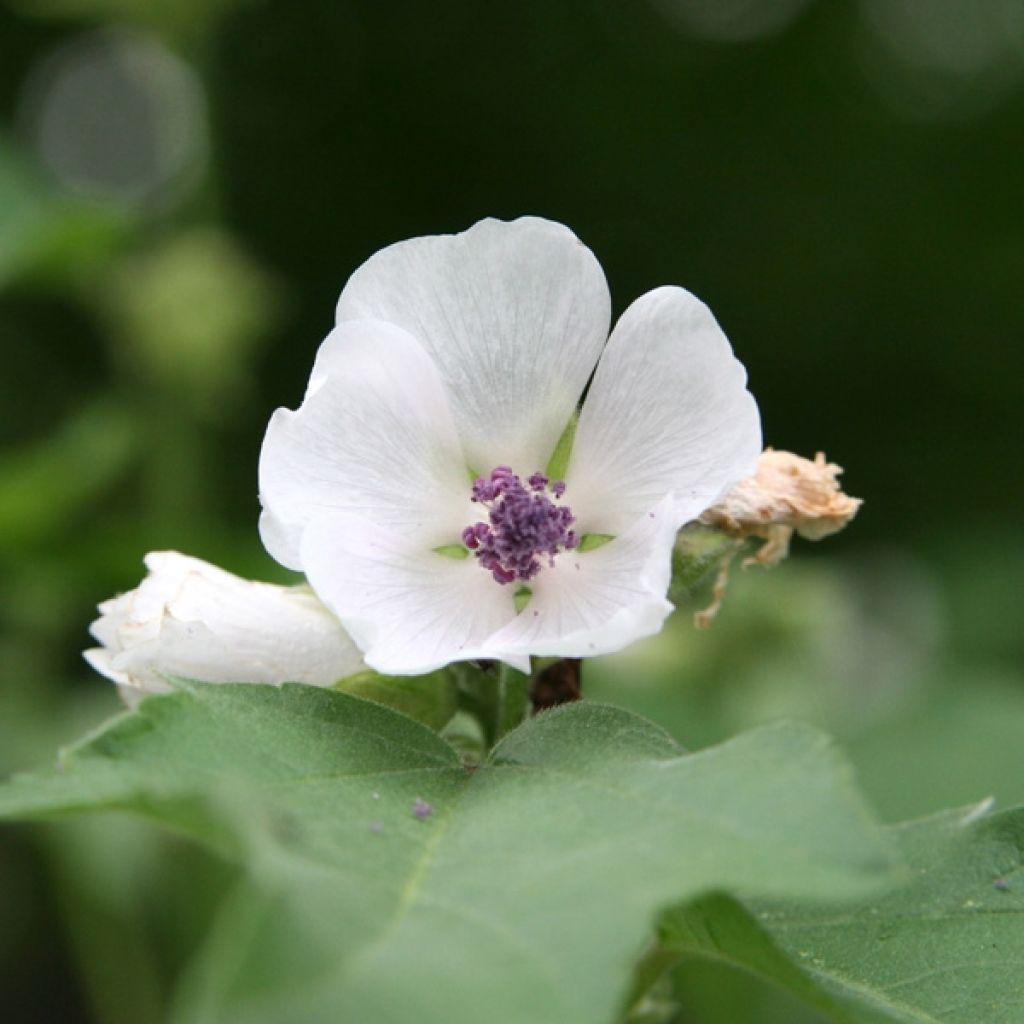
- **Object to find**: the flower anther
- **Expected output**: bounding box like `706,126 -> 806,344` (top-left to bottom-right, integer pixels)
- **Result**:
463,467 -> 578,584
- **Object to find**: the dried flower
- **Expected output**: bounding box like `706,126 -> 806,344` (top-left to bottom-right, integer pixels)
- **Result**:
693,450 -> 861,627
700,449 -> 861,567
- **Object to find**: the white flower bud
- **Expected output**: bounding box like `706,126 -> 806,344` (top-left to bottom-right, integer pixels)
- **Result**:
84,551 -> 363,705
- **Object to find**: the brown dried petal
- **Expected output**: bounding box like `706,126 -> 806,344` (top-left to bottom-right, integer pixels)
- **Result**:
700,449 -> 861,546
693,450 -> 862,627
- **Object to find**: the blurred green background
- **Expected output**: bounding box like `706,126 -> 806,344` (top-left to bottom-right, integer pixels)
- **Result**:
1,1 -> 1022,1021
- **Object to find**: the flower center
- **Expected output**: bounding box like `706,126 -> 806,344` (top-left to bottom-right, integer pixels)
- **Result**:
462,466 -> 578,585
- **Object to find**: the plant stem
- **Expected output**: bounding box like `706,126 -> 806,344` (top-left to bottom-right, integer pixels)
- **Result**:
491,663 -> 530,743
452,662 -> 530,749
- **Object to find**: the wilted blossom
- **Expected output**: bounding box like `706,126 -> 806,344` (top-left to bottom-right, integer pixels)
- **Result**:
693,449 -> 861,627
258,216 -> 761,674
700,448 -> 862,567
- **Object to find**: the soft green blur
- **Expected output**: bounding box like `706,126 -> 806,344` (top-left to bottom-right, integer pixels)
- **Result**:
1,1 -> 1021,1021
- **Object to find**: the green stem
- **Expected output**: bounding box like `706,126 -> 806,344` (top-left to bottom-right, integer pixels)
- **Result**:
453,662 -> 531,749
492,663 -> 530,743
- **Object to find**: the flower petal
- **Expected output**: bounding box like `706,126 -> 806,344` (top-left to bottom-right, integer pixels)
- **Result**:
566,286 -> 762,535
335,216 -> 611,473
485,497 -> 678,658
84,552 -> 364,700
258,319 -> 470,570
300,513 -> 528,675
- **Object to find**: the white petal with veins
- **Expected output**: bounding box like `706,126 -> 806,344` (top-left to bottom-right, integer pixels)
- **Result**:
567,286 -> 761,535
335,216 -> 611,473
487,497 -> 678,658
259,319 -> 470,569
300,513 -> 526,675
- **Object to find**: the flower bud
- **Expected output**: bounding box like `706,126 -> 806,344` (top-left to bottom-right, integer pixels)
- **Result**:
84,551 -> 363,705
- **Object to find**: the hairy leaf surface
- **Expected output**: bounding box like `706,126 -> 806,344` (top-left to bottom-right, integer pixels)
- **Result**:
0,683 -> 898,1024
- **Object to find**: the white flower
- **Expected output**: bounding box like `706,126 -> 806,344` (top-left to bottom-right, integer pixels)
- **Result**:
258,216 -> 761,675
84,551 -> 363,704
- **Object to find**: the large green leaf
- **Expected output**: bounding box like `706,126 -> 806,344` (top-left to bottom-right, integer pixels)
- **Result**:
0,683 -> 898,1024
333,667 -> 458,731
656,802 -> 1024,1023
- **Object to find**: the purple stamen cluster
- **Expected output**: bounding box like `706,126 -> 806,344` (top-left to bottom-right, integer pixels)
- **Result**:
463,466 -> 577,585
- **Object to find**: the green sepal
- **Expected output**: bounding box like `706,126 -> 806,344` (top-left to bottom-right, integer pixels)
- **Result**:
578,532 -> 614,552
545,409 -> 579,481
668,524 -> 742,604
433,543 -> 469,560
333,668 -> 458,731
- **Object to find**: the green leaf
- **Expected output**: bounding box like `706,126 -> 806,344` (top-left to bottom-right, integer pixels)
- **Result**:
333,669 -> 457,731
0,685 -> 898,1024
652,895 -> 894,1024
655,801 -> 1024,1023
